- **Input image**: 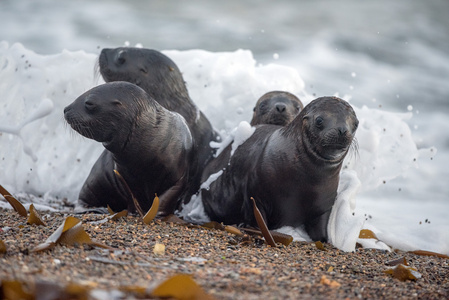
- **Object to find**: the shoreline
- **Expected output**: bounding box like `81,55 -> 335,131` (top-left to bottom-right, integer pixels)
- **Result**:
1,208 -> 448,299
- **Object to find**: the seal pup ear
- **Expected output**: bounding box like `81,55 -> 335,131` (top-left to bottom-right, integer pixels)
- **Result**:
140,67 -> 148,74
84,98 -> 96,112
112,99 -> 122,106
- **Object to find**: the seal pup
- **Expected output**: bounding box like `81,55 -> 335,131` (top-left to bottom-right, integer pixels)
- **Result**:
64,81 -> 193,215
198,96 -> 359,242
98,47 -> 220,196
250,91 -> 304,126
201,91 -> 304,183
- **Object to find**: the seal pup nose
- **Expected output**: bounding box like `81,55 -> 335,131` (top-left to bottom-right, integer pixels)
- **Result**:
338,127 -> 348,136
275,103 -> 286,113
250,91 -> 303,126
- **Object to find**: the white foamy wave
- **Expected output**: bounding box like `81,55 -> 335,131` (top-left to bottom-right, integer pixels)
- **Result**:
0,41 -> 104,202
178,192 -> 210,224
327,170 -> 364,252
211,121 -> 255,158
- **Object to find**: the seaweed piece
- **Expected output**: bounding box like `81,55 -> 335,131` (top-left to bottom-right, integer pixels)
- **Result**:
26,204 -> 46,226
109,209 -> 128,221
32,216 -> 112,252
384,264 -> 422,281
241,228 -> 294,246
409,250 -> 449,259
224,225 -> 243,236
0,184 -> 27,217
143,194 -> 159,224
113,169 -> 145,217
386,256 -> 407,266
251,197 -> 276,247
0,280 -> 33,300
152,274 -> 214,300
315,241 -> 326,251
358,229 -> 378,239
202,221 -> 226,230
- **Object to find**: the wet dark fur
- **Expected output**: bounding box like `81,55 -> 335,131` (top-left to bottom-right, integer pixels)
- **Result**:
64,82 -> 194,215
250,91 -> 304,126
98,47 -> 220,196
199,96 -> 359,242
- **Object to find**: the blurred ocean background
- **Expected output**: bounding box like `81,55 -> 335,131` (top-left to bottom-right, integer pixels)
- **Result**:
1,0 -> 448,250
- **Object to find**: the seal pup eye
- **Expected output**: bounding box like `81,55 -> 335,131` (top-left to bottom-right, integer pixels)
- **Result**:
140,68 -> 148,74
315,116 -> 324,128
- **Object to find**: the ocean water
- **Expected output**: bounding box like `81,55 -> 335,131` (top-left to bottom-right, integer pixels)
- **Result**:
1,0 -> 448,253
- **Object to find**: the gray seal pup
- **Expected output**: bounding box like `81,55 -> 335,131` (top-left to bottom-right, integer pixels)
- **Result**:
199,96 -> 359,242
98,47 -> 220,196
250,91 -> 303,126
64,81 -> 193,215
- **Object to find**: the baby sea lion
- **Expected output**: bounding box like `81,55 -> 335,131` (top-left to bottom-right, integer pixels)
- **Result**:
98,47 -> 220,196
250,91 -> 303,126
64,82 -> 193,215
198,96 -> 359,242
201,91 -> 303,183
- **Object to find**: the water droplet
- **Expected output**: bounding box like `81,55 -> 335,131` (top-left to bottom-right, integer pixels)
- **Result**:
351,72 -> 356,77
407,105 -> 413,111
273,53 -> 279,60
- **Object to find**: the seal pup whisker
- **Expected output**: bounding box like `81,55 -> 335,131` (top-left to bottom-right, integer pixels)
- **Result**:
348,137 -> 360,162
93,58 -> 101,85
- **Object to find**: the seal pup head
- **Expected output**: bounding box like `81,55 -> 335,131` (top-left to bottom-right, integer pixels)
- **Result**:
285,96 -> 358,164
98,47 -> 189,103
64,81 -> 158,152
250,91 -> 304,126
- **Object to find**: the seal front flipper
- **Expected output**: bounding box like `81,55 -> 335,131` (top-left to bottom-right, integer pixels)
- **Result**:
157,175 -> 187,218
77,150 -> 129,213
305,209 -> 332,242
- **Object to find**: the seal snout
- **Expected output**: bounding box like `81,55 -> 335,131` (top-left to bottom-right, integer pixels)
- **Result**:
338,126 -> 348,136
63,105 -> 71,115
275,103 -> 286,113
115,49 -> 127,66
